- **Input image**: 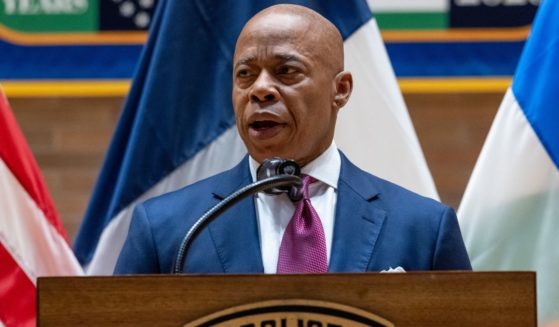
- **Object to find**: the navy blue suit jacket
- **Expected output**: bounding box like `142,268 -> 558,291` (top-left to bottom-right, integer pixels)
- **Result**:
114,153 -> 471,274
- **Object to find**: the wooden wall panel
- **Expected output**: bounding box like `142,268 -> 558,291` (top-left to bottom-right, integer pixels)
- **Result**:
404,92 -> 503,208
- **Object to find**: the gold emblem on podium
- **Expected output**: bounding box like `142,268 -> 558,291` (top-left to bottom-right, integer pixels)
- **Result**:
184,299 -> 394,327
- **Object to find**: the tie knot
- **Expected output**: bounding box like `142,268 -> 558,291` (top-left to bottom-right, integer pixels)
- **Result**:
301,174 -> 316,200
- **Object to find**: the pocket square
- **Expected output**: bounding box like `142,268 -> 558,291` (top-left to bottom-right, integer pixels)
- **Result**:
381,266 -> 406,273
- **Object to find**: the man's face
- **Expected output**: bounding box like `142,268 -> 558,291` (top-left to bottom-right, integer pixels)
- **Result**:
232,14 -> 340,165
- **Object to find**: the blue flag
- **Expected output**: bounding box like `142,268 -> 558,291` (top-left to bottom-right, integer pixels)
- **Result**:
512,0 -> 559,168
74,0 -> 436,274
459,0 -> 559,323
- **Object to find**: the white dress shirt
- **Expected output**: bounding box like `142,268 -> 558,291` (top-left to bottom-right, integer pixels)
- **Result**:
249,142 -> 341,273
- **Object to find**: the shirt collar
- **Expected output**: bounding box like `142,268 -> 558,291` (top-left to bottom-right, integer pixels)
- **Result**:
249,142 -> 340,190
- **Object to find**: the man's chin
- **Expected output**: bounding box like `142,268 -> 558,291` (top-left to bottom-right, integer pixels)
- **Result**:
247,147 -> 295,164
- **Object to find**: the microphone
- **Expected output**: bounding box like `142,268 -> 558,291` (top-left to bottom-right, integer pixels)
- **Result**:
256,157 -> 303,201
173,158 -> 302,274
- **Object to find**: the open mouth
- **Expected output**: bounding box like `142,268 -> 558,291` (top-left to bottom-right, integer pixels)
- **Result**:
248,120 -> 286,139
249,120 -> 284,130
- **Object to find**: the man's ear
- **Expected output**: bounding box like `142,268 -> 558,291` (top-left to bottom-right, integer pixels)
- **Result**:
333,71 -> 353,109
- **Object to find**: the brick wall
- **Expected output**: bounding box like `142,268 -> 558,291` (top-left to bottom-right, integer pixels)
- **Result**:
405,93 -> 502,207
8,92 -> 503,242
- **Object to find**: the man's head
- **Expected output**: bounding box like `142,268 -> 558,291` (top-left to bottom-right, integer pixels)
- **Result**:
232,4 -> 353,166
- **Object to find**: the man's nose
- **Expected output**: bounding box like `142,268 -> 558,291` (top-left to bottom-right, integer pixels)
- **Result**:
249,71 -> 280,103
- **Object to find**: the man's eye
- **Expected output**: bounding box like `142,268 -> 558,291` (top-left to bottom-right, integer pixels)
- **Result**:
237,69 -> 252,78
277,66 -> 296,75
237,68 -> 254,78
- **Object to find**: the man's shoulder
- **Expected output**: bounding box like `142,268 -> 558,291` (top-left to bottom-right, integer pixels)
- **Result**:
116,159 -> 250,274
340,155 -> 470,271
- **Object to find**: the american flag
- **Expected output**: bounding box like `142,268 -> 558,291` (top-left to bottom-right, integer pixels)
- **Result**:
0,87 -> 83,327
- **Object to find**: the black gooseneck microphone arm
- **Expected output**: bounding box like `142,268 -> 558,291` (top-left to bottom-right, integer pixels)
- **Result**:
172,174 -> 301,274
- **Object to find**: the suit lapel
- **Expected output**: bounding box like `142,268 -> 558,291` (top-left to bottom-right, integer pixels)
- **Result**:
329,154 -> 387,272
207,157 -> 264,273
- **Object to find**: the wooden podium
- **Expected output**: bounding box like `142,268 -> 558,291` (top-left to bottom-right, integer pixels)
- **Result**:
38,272 -> 536,326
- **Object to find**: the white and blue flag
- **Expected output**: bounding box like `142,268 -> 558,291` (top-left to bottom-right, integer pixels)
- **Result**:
74,0 -> 437,275
459,0 -> 559,324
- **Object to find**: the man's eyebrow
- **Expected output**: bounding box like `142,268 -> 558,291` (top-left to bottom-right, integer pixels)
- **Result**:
235,56 -> 256,68
274,53 -> 303,62
234,53 -> 304,69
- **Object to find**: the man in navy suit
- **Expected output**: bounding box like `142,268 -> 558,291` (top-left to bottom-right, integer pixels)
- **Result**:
114,4 -> 471,274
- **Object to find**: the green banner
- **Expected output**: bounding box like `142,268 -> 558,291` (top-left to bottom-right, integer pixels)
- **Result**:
0,0 -> 98,33
375,12 -> 448,30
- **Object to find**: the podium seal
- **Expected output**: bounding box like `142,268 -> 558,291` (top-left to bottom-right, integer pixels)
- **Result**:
184,299 -> 394,327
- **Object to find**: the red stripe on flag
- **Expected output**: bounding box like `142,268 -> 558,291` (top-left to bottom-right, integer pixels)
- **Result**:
0,244 -> 36,327
0,90 -> 69,243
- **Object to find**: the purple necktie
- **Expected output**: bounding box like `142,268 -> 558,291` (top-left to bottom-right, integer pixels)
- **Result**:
277,175 -> 328,273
